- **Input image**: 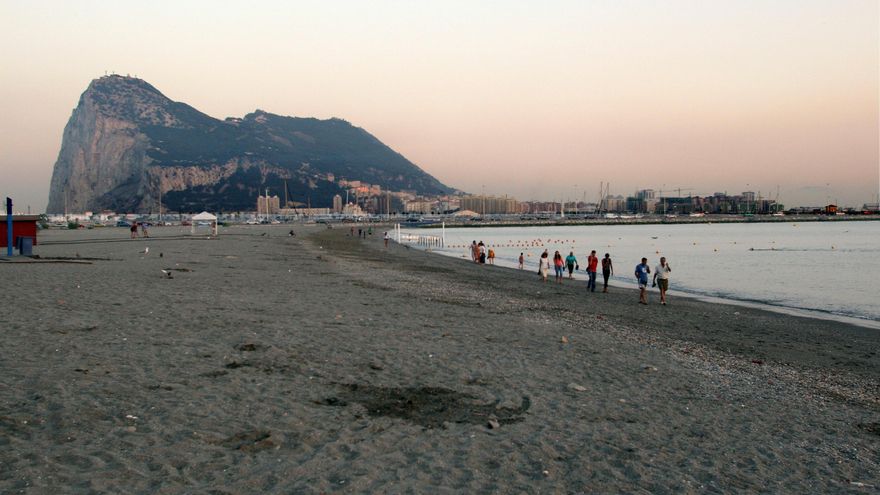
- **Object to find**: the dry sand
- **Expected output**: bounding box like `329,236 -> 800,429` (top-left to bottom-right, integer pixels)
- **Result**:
1,225 -> 878,493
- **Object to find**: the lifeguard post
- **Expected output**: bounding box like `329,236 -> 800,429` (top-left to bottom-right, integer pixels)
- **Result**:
2,198 -> 39,256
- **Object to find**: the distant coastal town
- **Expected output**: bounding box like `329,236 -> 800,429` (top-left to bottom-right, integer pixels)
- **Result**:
36,180 -> 880,228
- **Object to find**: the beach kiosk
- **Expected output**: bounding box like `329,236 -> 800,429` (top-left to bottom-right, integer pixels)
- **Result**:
0,215 -> 39,255
190,211 -> 219,236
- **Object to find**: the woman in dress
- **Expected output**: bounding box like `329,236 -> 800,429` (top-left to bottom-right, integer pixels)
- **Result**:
538,251 -> 550,282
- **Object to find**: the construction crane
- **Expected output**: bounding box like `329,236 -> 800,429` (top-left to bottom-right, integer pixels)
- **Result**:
656,186 -> 695,198
283,179 -> 300,217
656,186 -> 695,214
596,181 -> 610,214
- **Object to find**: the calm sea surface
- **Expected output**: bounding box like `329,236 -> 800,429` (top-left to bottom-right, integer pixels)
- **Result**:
401,221 -> 880,325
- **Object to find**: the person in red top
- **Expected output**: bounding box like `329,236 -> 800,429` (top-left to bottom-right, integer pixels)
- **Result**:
586,250 -> 599,292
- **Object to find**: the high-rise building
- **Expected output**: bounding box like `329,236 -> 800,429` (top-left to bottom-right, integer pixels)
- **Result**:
405,198 -> 433,213
636,189 -> 656,200
332,194 -> 343,213
459,195 -> 519,214
603,195 -> 626,212
377,192 -> 393,215
256,194 -> 280,214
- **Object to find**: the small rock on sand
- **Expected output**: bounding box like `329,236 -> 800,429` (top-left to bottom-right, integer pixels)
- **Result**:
487,419 -> 501,429
567,383 -> 587,392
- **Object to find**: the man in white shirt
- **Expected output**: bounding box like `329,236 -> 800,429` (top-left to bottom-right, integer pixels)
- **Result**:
653,257 -> 672,305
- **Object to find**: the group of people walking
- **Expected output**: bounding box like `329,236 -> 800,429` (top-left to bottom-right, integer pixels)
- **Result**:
531,249 -> 671,304
470,241 -> 496,265
129,222 -> 149,238
467,240 -> 673,305
350,226 -> 373,239
535,250 -> 615,292
635,256 -> 672,305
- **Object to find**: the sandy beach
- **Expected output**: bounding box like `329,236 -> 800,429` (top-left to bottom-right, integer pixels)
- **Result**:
1,225 -> 878,493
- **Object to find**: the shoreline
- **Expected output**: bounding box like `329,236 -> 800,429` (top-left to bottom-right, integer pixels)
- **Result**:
355,226 -> 879,382
414,244 -> 880,330
2,225 -> 877,492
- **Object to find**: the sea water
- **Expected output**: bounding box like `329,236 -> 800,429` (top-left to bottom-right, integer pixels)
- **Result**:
401,220 -> 880,326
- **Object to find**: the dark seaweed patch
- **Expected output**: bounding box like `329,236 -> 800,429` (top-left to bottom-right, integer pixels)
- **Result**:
322,384 -> 530,429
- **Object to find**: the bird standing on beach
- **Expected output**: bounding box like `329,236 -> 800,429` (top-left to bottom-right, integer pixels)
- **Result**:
140,247 -> 150,255
161,269 -> 173,279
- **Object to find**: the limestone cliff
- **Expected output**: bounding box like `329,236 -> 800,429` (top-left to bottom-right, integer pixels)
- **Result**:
47,76 -> 452,212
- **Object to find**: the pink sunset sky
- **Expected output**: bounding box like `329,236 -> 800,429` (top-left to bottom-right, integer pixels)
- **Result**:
1,0 -> 877,211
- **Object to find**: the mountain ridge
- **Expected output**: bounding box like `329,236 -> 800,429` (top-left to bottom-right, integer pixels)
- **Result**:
47,75 -> 453,213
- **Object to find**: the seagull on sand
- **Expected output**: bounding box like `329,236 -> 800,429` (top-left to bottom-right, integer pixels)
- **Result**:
140,247 -> 150,255
161,269 -> 173,279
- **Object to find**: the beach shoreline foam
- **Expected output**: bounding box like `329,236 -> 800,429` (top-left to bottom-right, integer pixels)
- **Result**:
1,225 -> 877,493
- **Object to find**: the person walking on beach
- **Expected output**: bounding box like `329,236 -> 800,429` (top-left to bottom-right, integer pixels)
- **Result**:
601,253 -> 614,292
130,222 -> 138,239
553,251 -> 564,283
518,252 -> 525,269
538,251 -> 550,282
478,242 -> 487,264
586,250 -> 599,292
565,251 -> 578,279
653,256 -> 672,305
471,241 -> 479,263
141,222 -> 150,238
383,231 -> 390,248
487,248 -> 495,265
635,257 -> 651,304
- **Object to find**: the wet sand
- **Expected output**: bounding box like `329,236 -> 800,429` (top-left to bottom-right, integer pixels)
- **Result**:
1,225 -> 878,493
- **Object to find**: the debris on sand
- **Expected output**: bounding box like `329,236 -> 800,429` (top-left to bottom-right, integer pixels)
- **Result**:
321,384 -> 530,429
217,430 -> 277,452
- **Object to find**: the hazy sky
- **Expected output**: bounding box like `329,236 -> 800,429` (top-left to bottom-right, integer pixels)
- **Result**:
1,0 -> 877,211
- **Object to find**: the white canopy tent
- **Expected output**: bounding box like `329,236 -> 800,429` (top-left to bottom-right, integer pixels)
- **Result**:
191,211 -> 219,236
